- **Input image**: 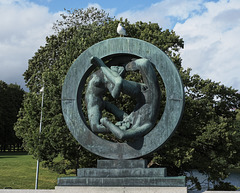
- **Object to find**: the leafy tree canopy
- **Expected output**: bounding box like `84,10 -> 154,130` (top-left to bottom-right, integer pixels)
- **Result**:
14,7 -> 240,190
0,80 -> 24,151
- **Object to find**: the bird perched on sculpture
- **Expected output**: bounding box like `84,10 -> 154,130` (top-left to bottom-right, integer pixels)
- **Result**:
117,23 -> 126,37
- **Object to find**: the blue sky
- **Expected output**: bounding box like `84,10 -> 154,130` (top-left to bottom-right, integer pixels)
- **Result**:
29,0 -> 162,14
0,0 -> 240,91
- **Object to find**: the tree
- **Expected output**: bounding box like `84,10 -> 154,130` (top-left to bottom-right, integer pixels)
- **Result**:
0,81 -> 24,151
14,7 -> 183,174
151,72 -> 240,190
14,7 -> 240,190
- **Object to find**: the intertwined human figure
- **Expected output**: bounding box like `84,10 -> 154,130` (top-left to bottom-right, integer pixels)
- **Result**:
85,56 -> 160,140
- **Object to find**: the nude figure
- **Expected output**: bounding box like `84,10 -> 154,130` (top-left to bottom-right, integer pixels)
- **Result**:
85,57 -> 127,133
85,57 -> 160,139
100,58 -> 161,140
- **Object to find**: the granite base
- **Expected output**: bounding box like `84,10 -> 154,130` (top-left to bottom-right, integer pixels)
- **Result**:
55,186 -> 187,193
57,160 -> 186,187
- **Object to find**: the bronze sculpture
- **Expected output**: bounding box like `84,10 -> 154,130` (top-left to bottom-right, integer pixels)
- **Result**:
59,37 -> 186,188
61,37 -> 184,159
86,57 -> 160,140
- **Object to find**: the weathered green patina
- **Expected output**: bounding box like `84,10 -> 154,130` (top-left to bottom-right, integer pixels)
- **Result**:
62,37 -> 184,160
58,159 -> 186,187
86,56 -> 161,140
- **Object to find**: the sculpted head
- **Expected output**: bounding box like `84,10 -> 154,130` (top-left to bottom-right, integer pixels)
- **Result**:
110,66 -> 125,77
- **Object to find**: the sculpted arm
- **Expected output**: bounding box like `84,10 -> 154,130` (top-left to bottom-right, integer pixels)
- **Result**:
100,117 -> 152,140
104,101 -> 128,121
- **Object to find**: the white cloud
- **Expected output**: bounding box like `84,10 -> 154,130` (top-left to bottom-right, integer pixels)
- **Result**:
1,0 -> 240,92
116,0 -> 205,29
0,0 -> 61,90
174,0 -> 240,90
115,0 -> 240,91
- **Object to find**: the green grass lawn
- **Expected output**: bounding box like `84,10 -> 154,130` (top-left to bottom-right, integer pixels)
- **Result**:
0,152 -> 73,189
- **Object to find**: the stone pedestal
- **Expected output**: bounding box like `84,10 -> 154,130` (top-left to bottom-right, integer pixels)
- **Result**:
55,186 -> 187,193
57,160 -> 185,187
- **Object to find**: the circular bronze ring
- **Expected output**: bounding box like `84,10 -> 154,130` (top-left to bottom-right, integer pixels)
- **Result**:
62,37 -> 184,159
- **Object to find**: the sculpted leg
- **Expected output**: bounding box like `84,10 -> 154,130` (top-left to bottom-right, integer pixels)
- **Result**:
88,105 -> 109,133
100,117 -> 125,139
100,117 -> 152,140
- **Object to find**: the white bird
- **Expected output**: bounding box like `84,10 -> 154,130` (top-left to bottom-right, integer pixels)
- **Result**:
40,86 -> 44,93
117,23 -> 126,37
